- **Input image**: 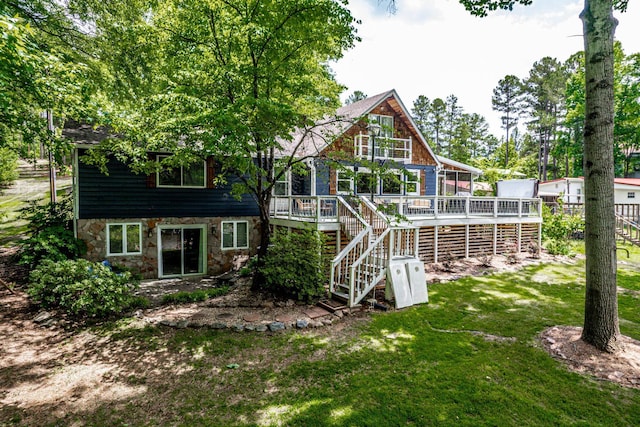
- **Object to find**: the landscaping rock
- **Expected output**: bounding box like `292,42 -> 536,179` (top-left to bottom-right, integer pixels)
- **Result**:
176,320 -> 189,329
268,322 -> 285,332
296,319 -> 309,329
322,317 -> 333,326
244,324 -> 256,331
160,320 -> 177,327
232,323 -> 245,332
211,322 -> 227,330
255,324 -> 268,332
33,311 -> 53,324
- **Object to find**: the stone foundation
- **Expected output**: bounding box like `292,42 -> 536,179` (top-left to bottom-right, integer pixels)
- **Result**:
76,216 -> 261,279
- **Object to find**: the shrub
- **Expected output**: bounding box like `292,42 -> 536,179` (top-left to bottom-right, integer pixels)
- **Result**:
19,198 -> 86,268
28,258 -> 140,318
541,204 -> 584,255
260,229 -> 328,302
0,148 -> 18,186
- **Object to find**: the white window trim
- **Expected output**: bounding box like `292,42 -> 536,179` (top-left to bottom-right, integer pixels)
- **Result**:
221,220 -> 250,250
336,168 -> 355,195
405,170 -> 421,196
106,222 -> 142,256
156,154 -> 207,189
273,170 -> 291,196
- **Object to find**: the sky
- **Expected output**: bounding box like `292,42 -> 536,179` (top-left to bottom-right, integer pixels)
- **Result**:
331,0 -> 640,138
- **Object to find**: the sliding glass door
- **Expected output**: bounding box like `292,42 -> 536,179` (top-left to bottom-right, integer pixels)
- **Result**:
159,225 -> 206,277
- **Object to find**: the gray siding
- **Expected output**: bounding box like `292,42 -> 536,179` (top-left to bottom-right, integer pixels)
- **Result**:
77,152 -> 259,219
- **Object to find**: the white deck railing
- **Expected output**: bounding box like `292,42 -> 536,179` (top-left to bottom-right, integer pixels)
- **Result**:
354,133 -> 412,163
270,195 -> 542,222
373,195 -> 541,219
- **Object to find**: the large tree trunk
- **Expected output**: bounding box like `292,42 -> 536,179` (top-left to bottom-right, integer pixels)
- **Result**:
580,0 -> 620,352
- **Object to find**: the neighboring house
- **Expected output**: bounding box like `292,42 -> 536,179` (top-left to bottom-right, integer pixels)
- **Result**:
70,89 -> 542,306
539,177 -> 640,205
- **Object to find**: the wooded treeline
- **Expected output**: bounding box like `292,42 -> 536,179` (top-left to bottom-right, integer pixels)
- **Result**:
409,42 -> 640,183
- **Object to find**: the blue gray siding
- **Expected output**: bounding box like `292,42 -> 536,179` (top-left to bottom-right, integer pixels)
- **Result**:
77,151 -> 259,219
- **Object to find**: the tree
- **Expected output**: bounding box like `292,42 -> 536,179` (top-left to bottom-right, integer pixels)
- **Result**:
455,0 -> 626,352
1,3 -> 93,162
491,74 -> 523,167
522,57 -> 568,181
80,0 -> 358,281
580,0 -> 621,352
345,90 -> 368,104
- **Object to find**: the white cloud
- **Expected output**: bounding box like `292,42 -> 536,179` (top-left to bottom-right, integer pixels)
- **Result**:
333,0 -> 640,136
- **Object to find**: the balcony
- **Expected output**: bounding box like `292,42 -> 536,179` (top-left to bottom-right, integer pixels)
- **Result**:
354,134 -> 412,163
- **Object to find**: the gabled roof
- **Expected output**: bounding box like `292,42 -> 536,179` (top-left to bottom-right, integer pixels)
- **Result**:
614,178 -> 640,187
278,89 -> 441,166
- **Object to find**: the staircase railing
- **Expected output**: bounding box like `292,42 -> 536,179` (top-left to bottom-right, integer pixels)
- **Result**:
615,213 -> 640,246
360,196 -> 390,238
336,196 -> 369,240
346,227 -> 419,307
330,197 -> 372,300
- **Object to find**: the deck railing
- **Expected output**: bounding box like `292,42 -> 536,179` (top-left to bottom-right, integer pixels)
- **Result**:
373,196 -> 542,219
271,195 -> 542,222
269,196 -> 339,222
354,133 -> 412,162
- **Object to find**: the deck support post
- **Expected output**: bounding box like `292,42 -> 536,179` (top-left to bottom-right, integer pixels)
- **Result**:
493,224 -> 497,255
434,226 -> 439,263
465,224 -> 469,258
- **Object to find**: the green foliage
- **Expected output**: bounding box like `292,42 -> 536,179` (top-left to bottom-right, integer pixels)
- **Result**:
19,198 -> 86,267
541,204 -> 584,255
260,230 -> 328,302
0,147 -> 18,185
28,259 -> 140,318
161,286 -> 230,305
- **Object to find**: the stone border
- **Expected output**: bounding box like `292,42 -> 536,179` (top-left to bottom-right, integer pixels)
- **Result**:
156,308 -> 352,332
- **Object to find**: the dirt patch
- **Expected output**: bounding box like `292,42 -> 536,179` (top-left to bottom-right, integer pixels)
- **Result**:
540,326 -> 640,389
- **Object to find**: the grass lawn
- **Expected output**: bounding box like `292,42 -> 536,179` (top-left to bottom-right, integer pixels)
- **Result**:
6,247 -> 637,426
0,176 -> 71,247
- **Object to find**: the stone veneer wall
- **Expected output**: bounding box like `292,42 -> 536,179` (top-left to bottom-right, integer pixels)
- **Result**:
76,216 -> 261,279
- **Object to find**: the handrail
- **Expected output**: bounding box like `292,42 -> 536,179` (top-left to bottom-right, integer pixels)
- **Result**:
615,212 -> 640,245
346,226 -> 419,307
336,196 -> 369,240
361,196 -> 390,237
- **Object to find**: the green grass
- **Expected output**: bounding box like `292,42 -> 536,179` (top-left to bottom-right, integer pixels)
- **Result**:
14,245 -> 635,427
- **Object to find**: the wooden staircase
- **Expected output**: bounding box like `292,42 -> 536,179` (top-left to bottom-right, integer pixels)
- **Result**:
330,196 -> 420,307
615,213 -> 640,246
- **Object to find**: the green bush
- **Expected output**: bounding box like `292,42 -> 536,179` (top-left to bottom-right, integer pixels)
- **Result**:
28,259 -> 140,318
19,198 -> 86,268
541,204 -> 584,255
260,229 -> 328,302
0,148 -> 19,186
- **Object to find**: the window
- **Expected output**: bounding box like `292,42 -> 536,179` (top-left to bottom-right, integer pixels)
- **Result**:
274,171 -> 289,196
369,114 -> 394,138
381,173 -> 402,195
405,170 -> 420,195
336,170 -> 354,194
107,223 -> 142,256
628,192 -> 636,199
157,155 -> 206,188
221,221 -> 249,250
356,172 -> 376,195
